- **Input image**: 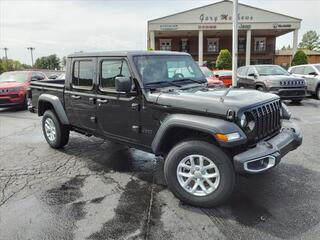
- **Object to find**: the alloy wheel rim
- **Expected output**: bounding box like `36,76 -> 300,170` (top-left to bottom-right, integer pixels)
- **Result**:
44,118 -> 56,142
176,154 -> 220,197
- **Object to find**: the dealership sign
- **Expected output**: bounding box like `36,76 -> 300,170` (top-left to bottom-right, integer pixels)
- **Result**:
273,23 -> 292,29
160,24 -> 178,30
200,13 -> 254,23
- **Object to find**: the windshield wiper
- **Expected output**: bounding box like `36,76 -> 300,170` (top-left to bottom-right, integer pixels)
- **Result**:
172,78 -> 206,84
145,81 -> 181,87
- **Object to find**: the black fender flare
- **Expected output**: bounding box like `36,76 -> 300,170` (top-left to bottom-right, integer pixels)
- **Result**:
151,114 -> 247,154
38,94 -> 70,125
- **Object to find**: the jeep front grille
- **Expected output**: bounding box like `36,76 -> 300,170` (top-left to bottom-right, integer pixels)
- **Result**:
280,80 -> 304,86
250,100 -> 281,141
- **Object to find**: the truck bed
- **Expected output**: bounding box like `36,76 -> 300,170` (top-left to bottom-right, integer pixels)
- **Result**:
30,79 -> 65,109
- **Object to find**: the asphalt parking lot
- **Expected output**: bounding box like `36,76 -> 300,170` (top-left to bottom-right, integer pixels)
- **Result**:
0,98 -> 320,240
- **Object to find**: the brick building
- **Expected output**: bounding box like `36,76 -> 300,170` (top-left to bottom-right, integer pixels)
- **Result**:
147,0 -> 302,67
275,50 -> 320,68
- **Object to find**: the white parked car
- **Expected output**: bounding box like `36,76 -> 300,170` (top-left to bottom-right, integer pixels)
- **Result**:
289,64 -> 320,99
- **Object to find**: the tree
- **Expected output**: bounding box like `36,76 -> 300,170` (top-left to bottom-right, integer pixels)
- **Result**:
0,59 -> 4,73
0,59 -> 30,73
216,49 -> 232,70
34,54 -> 61,70
291,50 -> 308,66
61,56 -> 67,67
298,30 -> 320,51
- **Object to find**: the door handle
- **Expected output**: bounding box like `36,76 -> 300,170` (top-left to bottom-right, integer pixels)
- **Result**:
97,99 -> 108,104
71,95 -> 81,99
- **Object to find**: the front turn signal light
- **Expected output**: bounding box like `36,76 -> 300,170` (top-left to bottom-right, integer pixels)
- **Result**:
215,132 -> 241,142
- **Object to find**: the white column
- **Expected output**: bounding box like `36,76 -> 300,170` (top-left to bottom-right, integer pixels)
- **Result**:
292,29 -> 299,56
232,0 -> 239,87
150,31 -> 155,50
245,29 -> 251,66
198,30 -> 203,66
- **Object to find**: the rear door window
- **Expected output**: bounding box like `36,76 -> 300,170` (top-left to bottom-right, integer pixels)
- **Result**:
247,67 -> 256,76
292,66 -> 304,74
72,60 -> 94,89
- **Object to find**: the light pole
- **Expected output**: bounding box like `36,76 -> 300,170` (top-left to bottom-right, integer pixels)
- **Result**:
232,0 -> 239,87
27,47 -> 35,66
2,47 -> 8,60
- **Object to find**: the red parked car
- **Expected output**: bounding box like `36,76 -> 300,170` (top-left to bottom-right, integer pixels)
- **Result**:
213,70 -> 233,87
0,71 -> 47,109
200,67 -> 224,87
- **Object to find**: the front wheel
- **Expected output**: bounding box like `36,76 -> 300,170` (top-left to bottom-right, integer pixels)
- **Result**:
42,110 -> 69,149
164,140 -> 235,207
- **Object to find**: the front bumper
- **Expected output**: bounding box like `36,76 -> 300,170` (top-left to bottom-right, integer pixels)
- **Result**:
269,88 -> 306,100
233,120 -> 302,173
0,92 -> 26,108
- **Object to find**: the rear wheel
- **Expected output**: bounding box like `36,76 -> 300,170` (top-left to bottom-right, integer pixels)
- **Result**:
316,86 -> 320,100
42,110 -> 69,149
164,140 -> 235,207
256,86 -> 265,92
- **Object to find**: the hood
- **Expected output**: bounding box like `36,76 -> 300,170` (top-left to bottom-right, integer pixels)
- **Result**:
146,87 -> 279,117
0,81 -> 28,89
206,77 -> 223,85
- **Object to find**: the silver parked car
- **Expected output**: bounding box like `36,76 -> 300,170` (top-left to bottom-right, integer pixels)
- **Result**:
288,64 -> 320,99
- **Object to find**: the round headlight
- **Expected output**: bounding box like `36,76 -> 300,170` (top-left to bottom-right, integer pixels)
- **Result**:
240,114 -> 247,127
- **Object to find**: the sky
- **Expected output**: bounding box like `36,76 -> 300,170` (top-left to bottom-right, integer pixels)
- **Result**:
0,0 -> 319,65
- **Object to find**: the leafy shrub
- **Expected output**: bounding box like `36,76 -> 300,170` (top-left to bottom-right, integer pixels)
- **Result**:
291,50 -> 308,66
216,49 -> 232,70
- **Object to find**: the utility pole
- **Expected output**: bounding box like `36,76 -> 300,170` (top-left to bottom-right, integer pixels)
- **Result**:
2,47 -> 8,60
27,47 -> 35,66
232,0 -> 239,87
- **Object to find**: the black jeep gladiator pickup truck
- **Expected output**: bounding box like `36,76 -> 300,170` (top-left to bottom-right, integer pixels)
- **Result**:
28,51 -> 302,207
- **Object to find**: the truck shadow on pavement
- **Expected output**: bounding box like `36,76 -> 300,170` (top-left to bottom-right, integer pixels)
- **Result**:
50,136 -> 320,240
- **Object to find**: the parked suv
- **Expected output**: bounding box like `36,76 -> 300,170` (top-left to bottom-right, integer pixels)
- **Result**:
28,51 -> 302,207
0,70 -> 47,109
237,65 -> 307,103
288,64 -> 320,99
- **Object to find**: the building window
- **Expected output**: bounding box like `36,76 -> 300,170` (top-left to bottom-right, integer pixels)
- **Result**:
207,38 -> 219,53
180,39 -> 189,52
160,39 -> 172,51
239,38 -> 246,52
254,37 -> 266,52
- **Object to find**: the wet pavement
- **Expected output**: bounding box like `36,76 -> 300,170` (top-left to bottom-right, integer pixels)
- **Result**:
0,98 -> 320,240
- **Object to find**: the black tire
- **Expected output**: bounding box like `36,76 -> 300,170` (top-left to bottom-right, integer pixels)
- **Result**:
20,96 -> 28,110
164,140 -> 235,207
256,86 -> 265,92
42,110 -> 69,149
316,86 -> 320,100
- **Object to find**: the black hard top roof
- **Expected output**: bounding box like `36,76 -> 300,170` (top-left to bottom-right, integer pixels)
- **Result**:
68,50 -> 189,58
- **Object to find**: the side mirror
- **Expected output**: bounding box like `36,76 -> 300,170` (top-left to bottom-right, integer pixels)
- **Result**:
115,77 -> 132,93
248,73 -> 257,79
309,72 -> 318,76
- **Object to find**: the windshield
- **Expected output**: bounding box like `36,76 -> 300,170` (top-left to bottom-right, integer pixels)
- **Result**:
133,55 -> 206,87
0,72 -> 29,83
315,65 -> 320,72
200,67 -> 213,78
255,65 -> 289,76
